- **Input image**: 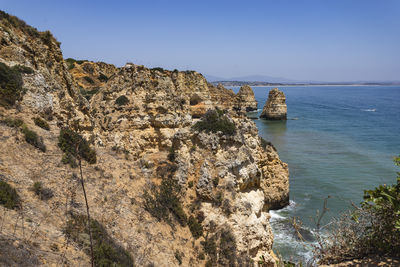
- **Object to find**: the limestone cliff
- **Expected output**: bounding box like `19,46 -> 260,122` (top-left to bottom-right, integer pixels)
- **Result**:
260,88 -> 287,120
0,11 -> 289,267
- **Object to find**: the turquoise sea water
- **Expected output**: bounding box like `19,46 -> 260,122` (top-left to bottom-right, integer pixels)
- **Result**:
231,85 -> 400,263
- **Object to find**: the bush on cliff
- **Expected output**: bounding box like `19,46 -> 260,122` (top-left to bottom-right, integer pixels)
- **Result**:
188,215 -> 203,239
83,76 -> 95,84
0,62 -> 25,107
143,177 -> 187,227
315,155 -> 400,264
0,180 -> 20,210
115,95 -> 129,106
58,128 -> 96,165
193,109 -> 235,135
98,73 -> 109,82
65,58 -> 75,70
33,117 -> 50,130
80,87 -> 99,101
22,126 -> 46,152
64,213 -> 134,267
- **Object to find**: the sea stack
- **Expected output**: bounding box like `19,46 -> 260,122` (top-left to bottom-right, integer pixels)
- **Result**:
236,85 -> 258,112
260,88 -> 287,120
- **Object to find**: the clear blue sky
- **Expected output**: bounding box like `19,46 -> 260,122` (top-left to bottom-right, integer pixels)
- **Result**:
1,0 -> 399,81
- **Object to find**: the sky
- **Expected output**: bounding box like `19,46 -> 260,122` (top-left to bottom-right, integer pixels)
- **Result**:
1,0 -> 399,82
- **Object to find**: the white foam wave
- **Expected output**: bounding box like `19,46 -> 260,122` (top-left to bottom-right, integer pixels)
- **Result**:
270,210 -> 285,220
362,108 -> 376,112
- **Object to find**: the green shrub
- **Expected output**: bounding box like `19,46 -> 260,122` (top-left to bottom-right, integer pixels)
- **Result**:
98,73 -> 109,82
143,177 -> 187,227
40,30 -> 58,48
65,58 -> 75,70
80,87 -> 99,101
31,181 -> 53,200
22,126 -> 46,152
13,65 -> 34,74
212,177 -> 219,187
115,95 -> 129,106
64,214 -> 134,267
201,237 -> 217,262
175,250 -> 183,265
32,181 -> 42,196
193,109 -> 235,135
188,181 -> 194,188
0,62 -> 24,107
33,117 -> 50,130
1,117 -> 24,128
0,180 -> 20,209
58,128 -> 96,164
151,67 -> 164,72
83,76 -> 95,84
168,146 -> 176,162
61,152 -> 78,168
188,215 -> 203,239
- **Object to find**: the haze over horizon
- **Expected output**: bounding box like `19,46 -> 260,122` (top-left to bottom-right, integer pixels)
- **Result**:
1,0 -> 399,82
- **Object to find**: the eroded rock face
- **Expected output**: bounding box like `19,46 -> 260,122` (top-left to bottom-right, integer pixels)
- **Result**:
236,85 -> 258,112
260,88 -> 287,120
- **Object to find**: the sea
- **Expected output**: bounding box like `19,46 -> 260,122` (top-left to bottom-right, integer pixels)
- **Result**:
230,85 -> 400,264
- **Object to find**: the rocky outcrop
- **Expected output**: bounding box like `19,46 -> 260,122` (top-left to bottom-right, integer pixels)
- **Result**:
0,11 -> 289,267
260,88 -> 287,120
236,85 -> 258,112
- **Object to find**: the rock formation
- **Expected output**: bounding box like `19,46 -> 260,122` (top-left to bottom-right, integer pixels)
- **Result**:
236,85 -> 258,112
0,11 -> 289,266
260,88 -> 287,120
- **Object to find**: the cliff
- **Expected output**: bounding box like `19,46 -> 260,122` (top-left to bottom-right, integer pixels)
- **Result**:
260,88 -> 287,120
0,11 -> 289,266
